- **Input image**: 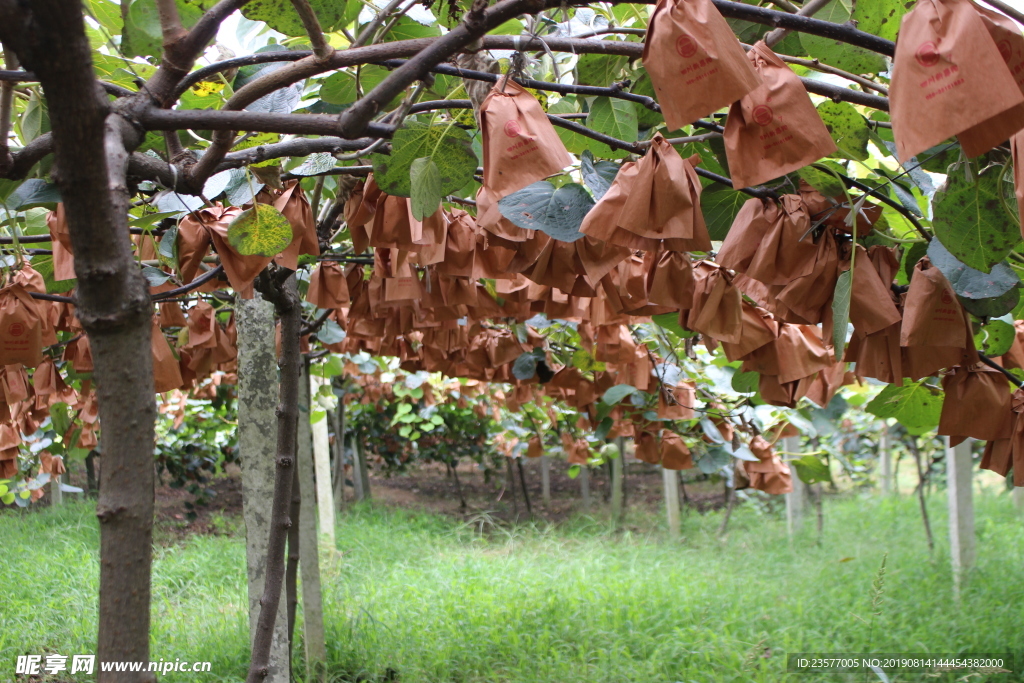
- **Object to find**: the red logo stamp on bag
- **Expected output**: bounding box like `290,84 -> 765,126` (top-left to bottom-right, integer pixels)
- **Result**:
940,289 -> 954,305
8,323 -> 24,337
676,34 -> 698,58
752,105 -> 774,126
504,119 -> 522,138
998,39 -> 1013,62
915,41 -> 940,67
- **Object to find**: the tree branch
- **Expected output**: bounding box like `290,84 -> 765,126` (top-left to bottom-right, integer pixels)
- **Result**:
289,0 -> 333,62
764,0 -> 833,47
136,106 -> 396,138
337,0 -> 547,138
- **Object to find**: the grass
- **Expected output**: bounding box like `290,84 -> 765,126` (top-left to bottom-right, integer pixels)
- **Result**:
2,489 -> 1024,682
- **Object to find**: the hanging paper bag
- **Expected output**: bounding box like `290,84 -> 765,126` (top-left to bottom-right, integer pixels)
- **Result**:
480,79 -> 572,199
889,0 -> 1024,161
643,0 -> 761,130
723,42 -> 837,188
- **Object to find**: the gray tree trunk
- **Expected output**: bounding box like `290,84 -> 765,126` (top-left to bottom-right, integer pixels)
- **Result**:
297,362 -> 327,680
356,439 -> 371,500
237,294 -> 290,683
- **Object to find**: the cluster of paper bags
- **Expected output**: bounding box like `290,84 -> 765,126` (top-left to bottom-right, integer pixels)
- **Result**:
13,0 -> 1024,490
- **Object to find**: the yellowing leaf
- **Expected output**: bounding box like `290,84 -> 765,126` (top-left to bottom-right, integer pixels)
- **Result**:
227,203 -> 293,257
190,81 -> 225,97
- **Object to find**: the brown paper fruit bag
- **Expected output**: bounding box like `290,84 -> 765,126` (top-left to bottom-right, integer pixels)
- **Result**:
307,261 -> 350,309
890,0 -> 1024,162
956,4 -> 1024,157
643,0 -> 761,130
46,204 -> 76,282
661,432 -> 694,470
152,321 -> 184,394
900,256 -> 968,348
0,284 -> 44,368
939,364 -> 1014,442
743,435 -> 793,494
687,261 -> 743,344
480,79 -> 572,199
580,136 -> 710,252
724,42 -> 837,189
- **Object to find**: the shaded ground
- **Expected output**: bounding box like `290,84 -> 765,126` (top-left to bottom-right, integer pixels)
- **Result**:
147,456 -> 728,532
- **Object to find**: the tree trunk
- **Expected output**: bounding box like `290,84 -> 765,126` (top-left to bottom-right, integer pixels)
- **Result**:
516,458 -> 532,515
451,461 -> 467,510
286,466 -> 300,666
85,451 -> 98,497
242,275 -> 303,683
309,372 -> 336,548
907,438 -> 935,555
8,5 -> 157,679
351,430 -> 365,502
238,294 -> 291,683
331,393 -> 346,513
579,466 -> 591,512
610,438 -> 624,525
540,455 -> 551,506
297,361 -> 327,681
356,439 -> 371,500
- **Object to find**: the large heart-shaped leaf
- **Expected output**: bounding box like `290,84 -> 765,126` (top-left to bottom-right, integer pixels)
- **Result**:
227,203 -> 293,257
832,268 -> 853,359
371,122 -> 476,198
410,156 -> 442,221
932,165 -> 1021,273
581,150 -> 619,201
927,238 -> 1020,300
586,97 -> 638,159
800,0 -> 887,74
865,381 -> 943,435
242,0 -> 348,36
497,182 -> 594,242
818,101 -> 870,161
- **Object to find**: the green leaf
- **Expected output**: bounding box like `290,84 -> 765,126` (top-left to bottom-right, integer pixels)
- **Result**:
630,72 -> 664,130
799,0 -> 887,74
865,381 -> 943,435
497,182 -> 594,242
586,97 -> 638,159
290,153 -> 337,176
580,151 -> 619,201
791,455 -> 833,485
702,185 -> 750,241
241,0 -> 349,36
550,97 -> 590,154
602,384 -> 637,405
932,166 -> 1021,273
318,319 -> 346,344
410,157 -> 443,221
817,101 -> 870,161
384,16 -> 441,41
731,370 -> 759,394
227,203 -> 293,257
512,352 -> 539,380
124,0 -> 203,58
571,349 -> 605,372
371,122 -> 476,198
926,238 -> 1020,302
567,464 -> 581,479
798,162 -> 847,199
652,312 -> 694,338
6,179 -> 62,209
576,54 -> 627,87
1,491 -> 13,505
974,317 -> 1015,356
832,268 -> 853,359
30,255 -> 76,294
852,0 -> 908,42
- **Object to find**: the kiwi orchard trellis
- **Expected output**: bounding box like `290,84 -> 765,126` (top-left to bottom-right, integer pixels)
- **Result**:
2,0 -> 1024,680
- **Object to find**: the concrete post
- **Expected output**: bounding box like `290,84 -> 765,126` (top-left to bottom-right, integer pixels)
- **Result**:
662,467 -> 680,539
1013,487 -> 1024,511
947,437 -> 975,595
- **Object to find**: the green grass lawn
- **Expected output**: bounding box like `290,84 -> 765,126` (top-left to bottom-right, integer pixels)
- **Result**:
2,490 -> 1023,682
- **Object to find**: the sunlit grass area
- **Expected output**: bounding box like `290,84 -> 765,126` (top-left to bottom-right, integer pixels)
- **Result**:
2,490 -> 1023,682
